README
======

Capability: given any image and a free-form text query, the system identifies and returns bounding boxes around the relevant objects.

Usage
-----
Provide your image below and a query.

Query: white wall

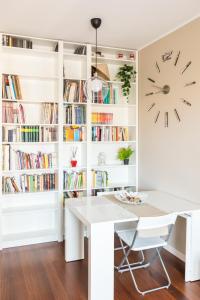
[139,17,200,254]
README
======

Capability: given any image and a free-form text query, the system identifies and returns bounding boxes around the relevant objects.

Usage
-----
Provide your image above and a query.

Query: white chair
[97,190,137,251]
[116,213,177,296]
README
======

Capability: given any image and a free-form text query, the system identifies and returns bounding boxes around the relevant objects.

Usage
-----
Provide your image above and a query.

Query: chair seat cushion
[117,229,167,251]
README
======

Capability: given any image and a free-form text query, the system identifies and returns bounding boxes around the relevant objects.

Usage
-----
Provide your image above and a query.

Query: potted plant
[71,147,78,167]
[116,64,136,99]
[117,146,134,165]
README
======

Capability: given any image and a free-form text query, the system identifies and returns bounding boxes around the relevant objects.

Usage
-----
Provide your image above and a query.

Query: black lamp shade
[91,18,102,29]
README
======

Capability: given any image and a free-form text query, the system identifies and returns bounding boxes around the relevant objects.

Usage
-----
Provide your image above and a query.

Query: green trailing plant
[116,64,136,98]
[117,146,134,161]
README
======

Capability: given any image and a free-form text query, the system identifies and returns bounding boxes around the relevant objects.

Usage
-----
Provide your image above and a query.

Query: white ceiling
[0,0,199,49]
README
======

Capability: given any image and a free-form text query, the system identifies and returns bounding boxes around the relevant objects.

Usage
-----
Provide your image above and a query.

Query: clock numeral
[174,109,181,122]
[155,62,160,73]
[181,61,192,74]
[184,81,196,87]
[148,103,156,111]
[154,111,160,123]
[147,78,155,83]
[162,51,173,62]
[181,98,192,106]
[165,112,168,128]
[145,92,154,96]
[174,51,180,66]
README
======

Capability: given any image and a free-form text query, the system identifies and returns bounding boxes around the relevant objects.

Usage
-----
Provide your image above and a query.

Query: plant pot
[71,160,77,167]
[123,159,129,165]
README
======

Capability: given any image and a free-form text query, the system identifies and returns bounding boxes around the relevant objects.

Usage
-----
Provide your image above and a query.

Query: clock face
[145,50,195,127]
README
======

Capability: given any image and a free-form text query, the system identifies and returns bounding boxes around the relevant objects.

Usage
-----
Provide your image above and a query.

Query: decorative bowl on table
[114,191,147,205]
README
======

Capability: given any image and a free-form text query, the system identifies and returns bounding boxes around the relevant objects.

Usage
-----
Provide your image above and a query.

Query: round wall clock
[145,50,195,127]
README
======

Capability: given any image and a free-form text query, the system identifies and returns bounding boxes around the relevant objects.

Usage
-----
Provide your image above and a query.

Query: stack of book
[92,84,119,104]
[3,126,57,142]
[74,46,87,55]
[92,170,108,188]
[14,150,57,170]
[2,173,57,194]
[91,126,128,141]
[64,191,85,198]
[2,102,25,123]
[63,126,86,142]
[63,80,86,103]
[65,105,86,124]
[63,170,86,190]
[42,103,58,124]
[2,35,33,49]
[2,74,22,100]
[91,112,113,124]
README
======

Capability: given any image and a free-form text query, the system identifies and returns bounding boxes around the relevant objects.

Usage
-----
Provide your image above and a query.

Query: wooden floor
[1,241,200,300]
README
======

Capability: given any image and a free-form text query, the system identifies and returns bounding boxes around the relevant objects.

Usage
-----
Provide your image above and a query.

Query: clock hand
[152,85,163,90]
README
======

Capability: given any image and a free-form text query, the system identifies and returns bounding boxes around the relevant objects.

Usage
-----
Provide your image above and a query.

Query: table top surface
[66,190,200,226]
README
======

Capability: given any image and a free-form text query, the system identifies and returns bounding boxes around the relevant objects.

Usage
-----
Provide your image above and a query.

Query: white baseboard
[164,244,185,262]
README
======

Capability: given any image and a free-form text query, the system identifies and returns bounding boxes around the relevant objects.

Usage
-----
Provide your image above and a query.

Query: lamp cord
[95,28,97,70]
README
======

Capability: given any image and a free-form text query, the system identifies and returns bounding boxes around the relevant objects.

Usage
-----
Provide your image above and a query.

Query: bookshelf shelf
[2,123,58,126]
[2,168,58,175]
[91,124,136,127]
[91,164,136,168]
[2,73,59,81]
[91,183,136,190]
[2,204,57,214]
[2,229,57,243]
[91,103,136,107]
[2,98,59,104]
[63,102,87,105]
[91,140,136,144]
[63,166,87,170]
[0,33,138,250]
[2,190,58,196]
[92,56,135,64]
[2,45,58,57]
[106,80,136,85]
[63,188,87,192]
[2,141,59,145]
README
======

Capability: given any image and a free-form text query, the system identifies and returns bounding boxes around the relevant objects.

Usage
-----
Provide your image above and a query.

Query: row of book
[2,35,33,49]
[92,84,120,104]
[3,126,57,142]
[2,74,22,100]
[2,173,57,194]
[63,126,86,142]
[63,80,86,102]
[15,150,57,171]
[91,126,129,141]
[2,102,58,124]
[2,145,57,171]
[42,103,58,124]
[91,113,113,124]
[92,170,108,188]
[65,105,86,124]
[2,102,25,123]
[63,170,86,190]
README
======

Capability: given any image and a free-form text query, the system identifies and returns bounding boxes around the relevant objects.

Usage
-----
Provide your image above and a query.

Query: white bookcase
[0,33,138,249]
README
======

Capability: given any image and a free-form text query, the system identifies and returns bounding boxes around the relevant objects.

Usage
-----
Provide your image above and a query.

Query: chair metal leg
[121,247,171,296]
[115,237,145,271]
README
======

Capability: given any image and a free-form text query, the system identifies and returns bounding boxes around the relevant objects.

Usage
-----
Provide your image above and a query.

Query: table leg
[65,208,84,262]
[88,222,114,300]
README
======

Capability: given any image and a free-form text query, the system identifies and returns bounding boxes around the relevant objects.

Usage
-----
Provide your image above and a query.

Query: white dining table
[65,191,200,300]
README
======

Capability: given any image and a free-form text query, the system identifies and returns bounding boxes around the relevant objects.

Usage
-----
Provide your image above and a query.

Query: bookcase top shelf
[2,45,58,57]
[2,99,59,104]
